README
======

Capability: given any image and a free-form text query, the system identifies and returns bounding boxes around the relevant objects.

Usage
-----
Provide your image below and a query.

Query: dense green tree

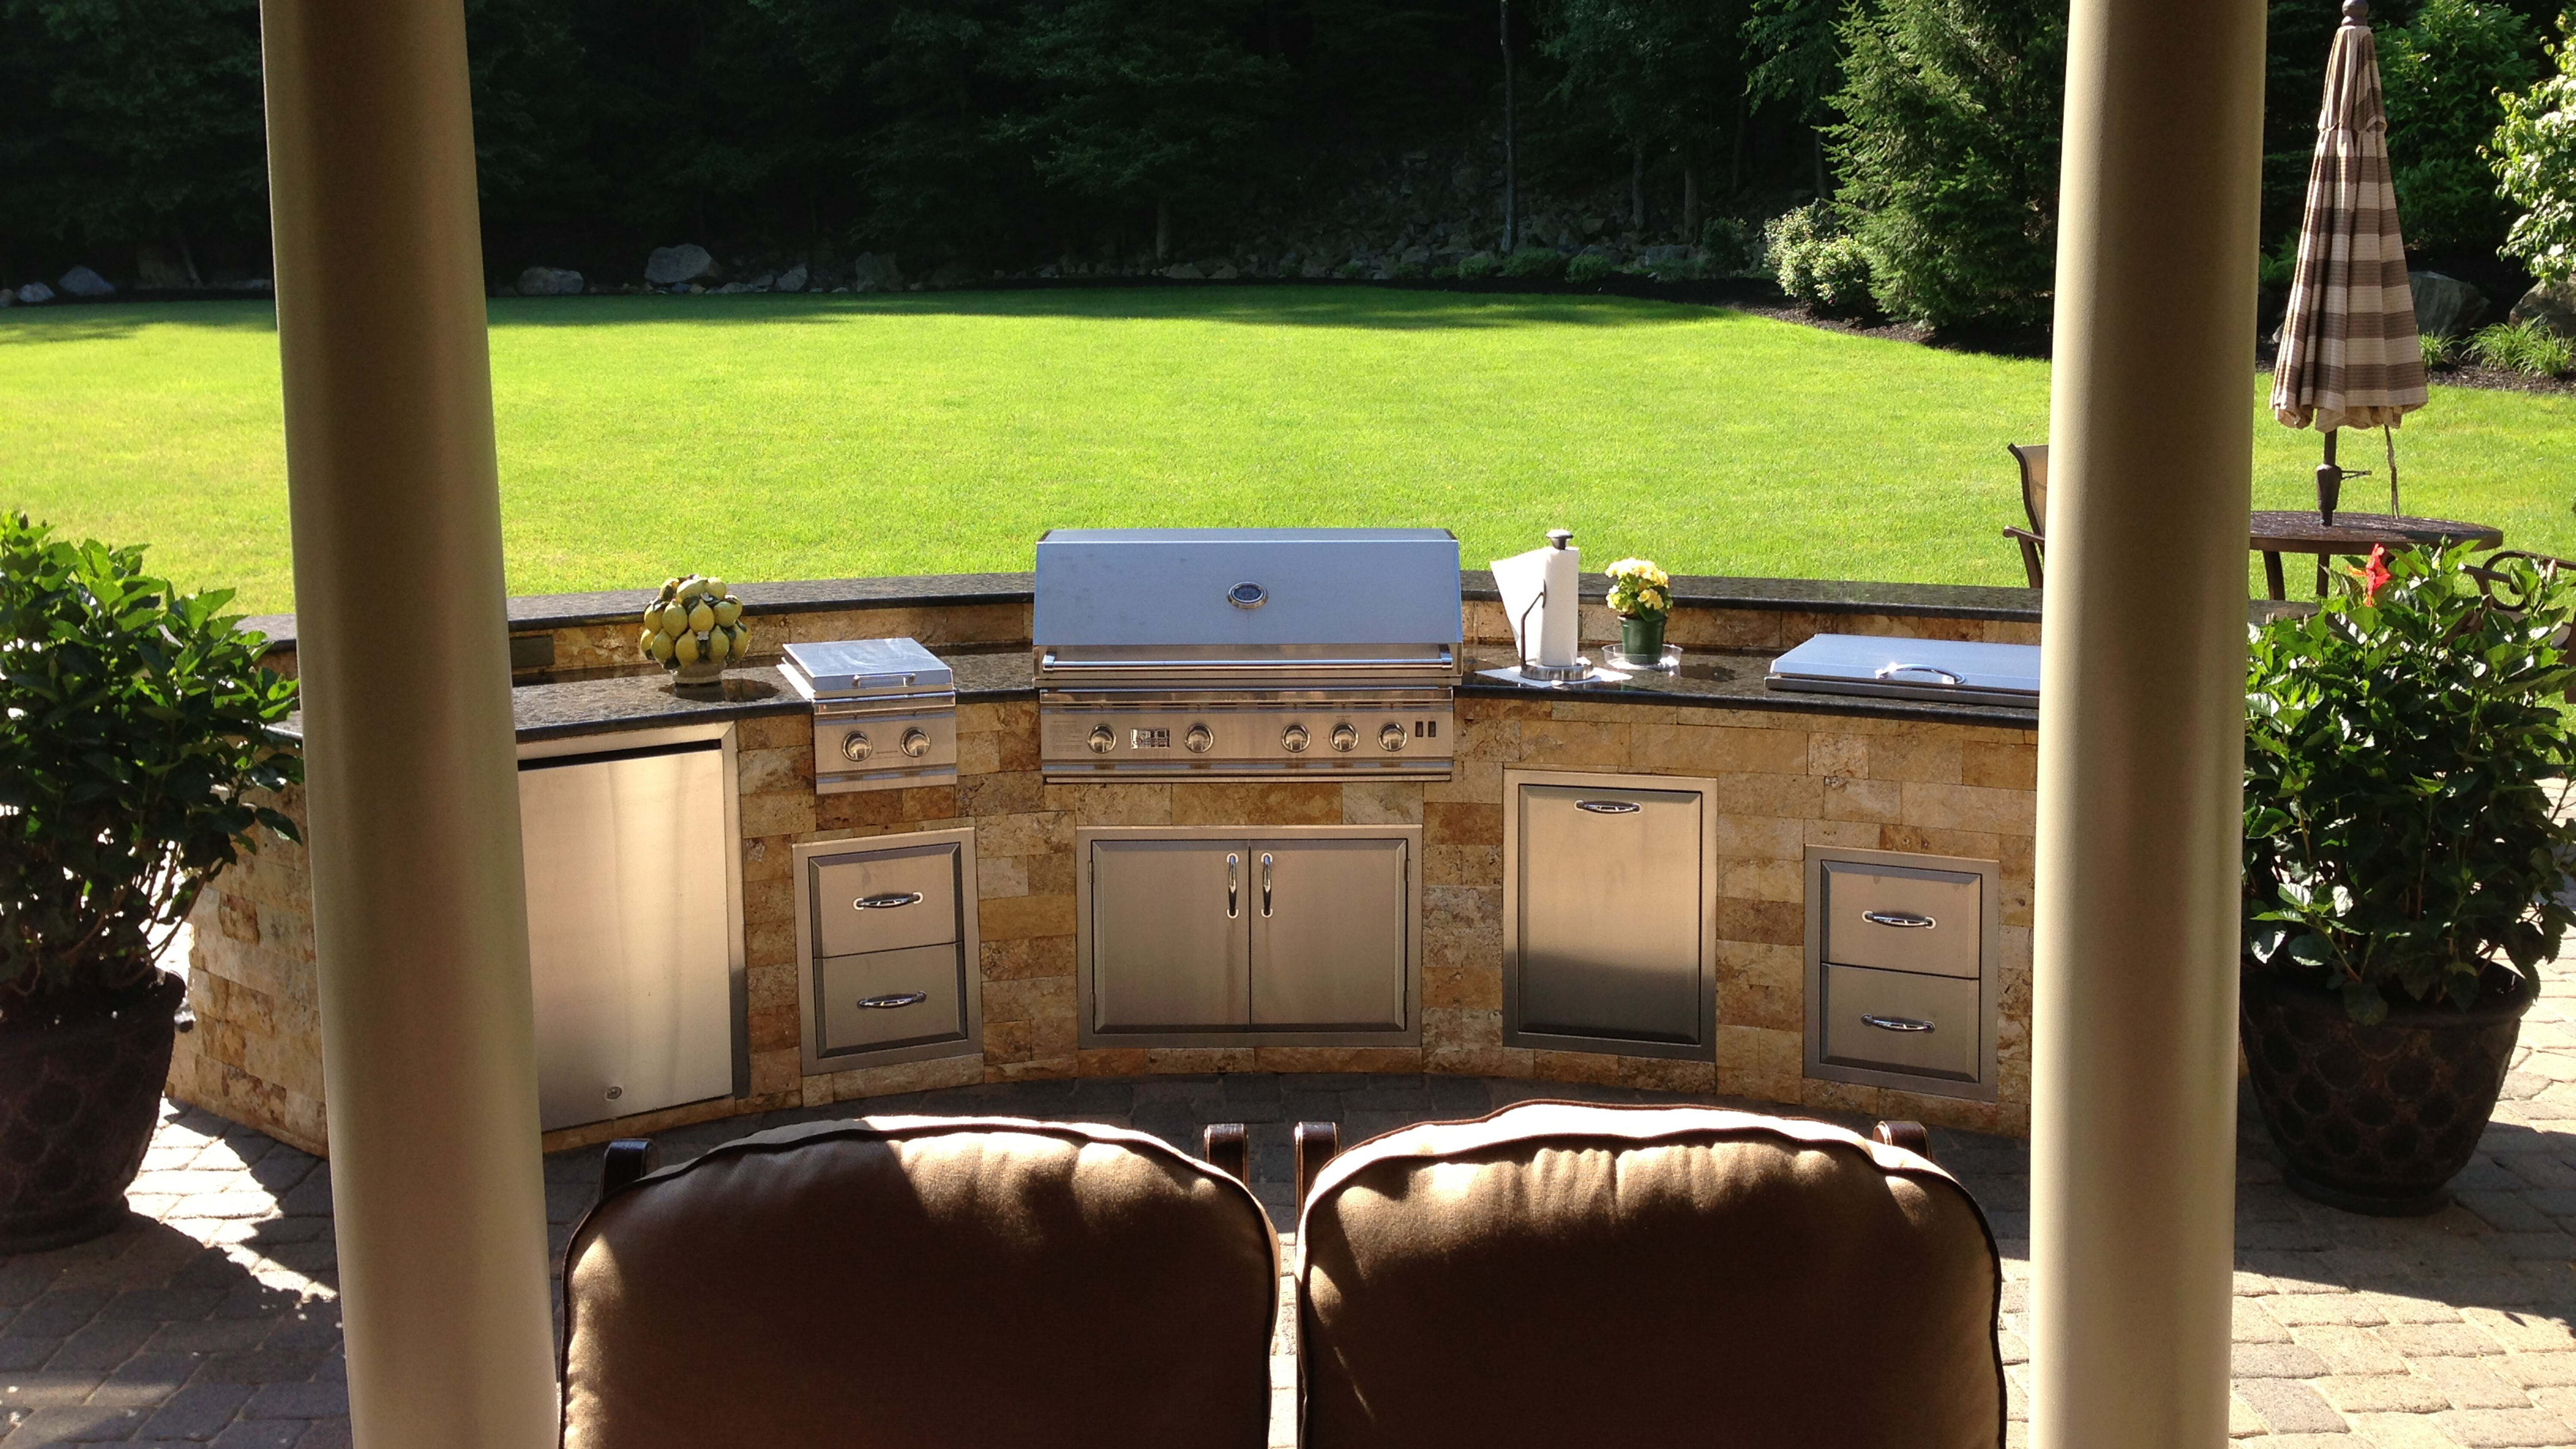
[1538,0,1744,235]
[1829,0,2066,328]
[1743,0,1841,197]
[2380,0,2537,250]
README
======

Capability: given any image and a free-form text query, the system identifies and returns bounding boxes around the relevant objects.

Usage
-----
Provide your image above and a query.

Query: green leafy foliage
[1457,251,1501,279]
[2469,316,2576,374]
[1827,0,2066,328]
[1764,202,1831,301]
[1504,246,1569,280]
[2494,12,2576,284]
[0,513,299,1005]
[2379,0,2538,251]
[1564,252,1615,284]
[1539,0,1746,216]
[2243,545,2576,1024]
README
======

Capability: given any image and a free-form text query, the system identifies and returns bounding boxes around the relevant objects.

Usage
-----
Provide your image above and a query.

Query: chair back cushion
[2009,443,2048,531]
[561,1116,1278,1449]
[1297,1103,2003,1449]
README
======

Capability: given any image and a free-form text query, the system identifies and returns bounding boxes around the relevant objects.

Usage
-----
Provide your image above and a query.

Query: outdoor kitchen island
[173,565,2054,1158]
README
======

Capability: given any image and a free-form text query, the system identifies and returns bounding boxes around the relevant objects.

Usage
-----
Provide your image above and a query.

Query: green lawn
[3,288,2570,615]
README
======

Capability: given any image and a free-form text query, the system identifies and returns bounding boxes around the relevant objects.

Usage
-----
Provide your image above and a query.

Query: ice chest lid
[1767,634,2040,703]
[782,638,954,698]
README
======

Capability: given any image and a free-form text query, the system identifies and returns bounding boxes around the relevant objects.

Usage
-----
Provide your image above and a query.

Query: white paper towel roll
[1540,538,1579,667]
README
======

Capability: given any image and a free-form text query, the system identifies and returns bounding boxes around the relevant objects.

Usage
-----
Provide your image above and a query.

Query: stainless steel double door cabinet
[1079,826,1421,1046]
[1504,771,1719,1059]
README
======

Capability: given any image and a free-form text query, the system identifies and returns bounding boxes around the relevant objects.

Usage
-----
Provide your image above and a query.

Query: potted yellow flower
[1606,558,1672,661]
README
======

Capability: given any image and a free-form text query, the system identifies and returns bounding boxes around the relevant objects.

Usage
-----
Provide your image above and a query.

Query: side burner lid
[782,638,954,699]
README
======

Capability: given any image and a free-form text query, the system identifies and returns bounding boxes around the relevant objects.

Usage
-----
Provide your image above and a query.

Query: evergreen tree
[1829,0,2066,328]
[1539,0,1744,235]
[2380,0,2538,250]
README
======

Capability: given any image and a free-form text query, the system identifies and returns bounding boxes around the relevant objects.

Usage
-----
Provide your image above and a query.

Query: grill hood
[1033,528,1463,653]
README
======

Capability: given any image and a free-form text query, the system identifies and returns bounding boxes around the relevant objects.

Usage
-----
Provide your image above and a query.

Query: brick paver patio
[10,973,2576,1447]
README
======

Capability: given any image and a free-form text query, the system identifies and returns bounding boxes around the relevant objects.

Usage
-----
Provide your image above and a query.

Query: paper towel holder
[1516,527,1594,681]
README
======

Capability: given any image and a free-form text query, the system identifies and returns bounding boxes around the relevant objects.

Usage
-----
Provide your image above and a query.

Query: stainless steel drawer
[1817,964,1980,1081]
[817,943,969,1054]
[811,844,961,957]
[1819,860,1982,979]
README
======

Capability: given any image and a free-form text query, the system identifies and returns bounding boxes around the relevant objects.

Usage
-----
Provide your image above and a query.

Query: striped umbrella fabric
[2269,7,2427,434]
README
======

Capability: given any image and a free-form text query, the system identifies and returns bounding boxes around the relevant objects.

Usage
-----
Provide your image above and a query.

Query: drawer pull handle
[1861,910,1936,929]
[1576,800,1641,814]
[1261,852,1273,917]
[855,892,923,911]
[1874,663,1965,686]
[1861,1014,1935,1033]
[858,992,929,1010]
[1227,853,1240,919]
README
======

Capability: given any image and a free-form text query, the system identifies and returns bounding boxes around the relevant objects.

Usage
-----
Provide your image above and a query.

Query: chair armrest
[1294,1121,1340,1204]
[1871,1120,1932,1162]
[599,1137,660,1200]
[1202,1122,1249,1184]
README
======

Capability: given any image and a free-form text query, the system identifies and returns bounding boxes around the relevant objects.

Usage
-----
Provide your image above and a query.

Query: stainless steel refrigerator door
[1088,838,1253,1032]
[1250,838,1409,1030]
[1515,783,1705,1043]
[521,744,737,1131]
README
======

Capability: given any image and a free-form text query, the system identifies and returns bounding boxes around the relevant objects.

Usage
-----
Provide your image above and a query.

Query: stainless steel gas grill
[1034,528,1461,781]
[781,638,959,793]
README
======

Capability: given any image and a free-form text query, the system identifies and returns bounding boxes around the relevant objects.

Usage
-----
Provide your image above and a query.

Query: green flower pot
[1619,612,1667,661]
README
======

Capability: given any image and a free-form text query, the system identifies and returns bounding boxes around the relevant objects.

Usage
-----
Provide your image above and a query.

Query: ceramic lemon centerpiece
[1605,557,1673,665]
[640,574,752,695]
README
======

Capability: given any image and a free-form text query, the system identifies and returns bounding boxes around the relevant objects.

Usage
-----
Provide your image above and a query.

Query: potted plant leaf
[1605,558,1673,665]
[2241,544,2576,1215]
[0,514,301,1250]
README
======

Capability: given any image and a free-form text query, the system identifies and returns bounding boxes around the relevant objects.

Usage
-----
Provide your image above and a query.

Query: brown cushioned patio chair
[1295,1102,2004,1449]
[559,1115,1279,1449]
[2004,442,2047,586]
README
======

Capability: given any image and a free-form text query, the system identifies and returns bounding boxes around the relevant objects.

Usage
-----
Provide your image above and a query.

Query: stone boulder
[517,266,584,296]
[644,244,716,287]
[848,252,902,292]
[2508,279,2576,339]
[2409,272,2487,337]
[1163,262,1205,280]
[16,282,54,304]
[776,263,809,293]
[57,266,115,298]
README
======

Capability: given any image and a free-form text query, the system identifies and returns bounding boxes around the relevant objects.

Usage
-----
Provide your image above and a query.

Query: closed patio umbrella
[2269,0,2426,523]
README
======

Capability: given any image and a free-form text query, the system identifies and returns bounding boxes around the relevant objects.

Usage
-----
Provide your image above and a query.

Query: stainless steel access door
[1507,772,1716,1056]
[1088,838,1252,1032]
[1251,838,1408,1030]
[519,727,744,1133]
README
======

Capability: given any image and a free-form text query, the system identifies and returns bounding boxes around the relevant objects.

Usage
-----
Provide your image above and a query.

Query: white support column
[258,0,558,1440]
[2033,0,2266,1445]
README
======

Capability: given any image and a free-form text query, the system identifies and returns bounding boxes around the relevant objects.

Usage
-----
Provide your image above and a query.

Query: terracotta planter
[2239,966,2533,1216]
[0,971,185,1252]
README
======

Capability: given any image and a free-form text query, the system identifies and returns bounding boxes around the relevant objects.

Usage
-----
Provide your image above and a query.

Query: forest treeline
[1,0,2565,326]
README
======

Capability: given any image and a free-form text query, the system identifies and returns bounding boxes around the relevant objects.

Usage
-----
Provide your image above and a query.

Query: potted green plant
[0,513,300,1250]
[2241,544,2576,1215]
[1605,558,1673,663]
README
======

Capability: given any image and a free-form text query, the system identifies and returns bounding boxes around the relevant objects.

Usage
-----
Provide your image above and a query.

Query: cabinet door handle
[858,992,928,1010]
[1576,799,1641,814]
[1260,852,1273,917]
[1227,853,1240,919]
[1861,1014,1935,1033]
[855,892,923,911]
[1861,910,1936,929]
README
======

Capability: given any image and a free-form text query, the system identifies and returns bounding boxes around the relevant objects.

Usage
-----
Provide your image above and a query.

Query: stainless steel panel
[783,637,953,697]
[1251,838,1408,1030]
[1767,633,2041,706]
[1039,698,1454,779]
[1817,964,1981,1081]
[1034,528,1464,648]
[521,743,738,1133]
[1819,861,1982,979]
[1089,839,1252,1031]
[812,706,959,795]
[811,845,962,957]
[817,943,969,1054]
[1515,783,1705,1044]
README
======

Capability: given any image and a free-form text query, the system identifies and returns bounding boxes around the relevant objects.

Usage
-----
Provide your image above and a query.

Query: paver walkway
[10,972,2576,1447]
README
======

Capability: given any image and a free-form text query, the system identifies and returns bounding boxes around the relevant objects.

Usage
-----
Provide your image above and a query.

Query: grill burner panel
[1035,529,1461,783]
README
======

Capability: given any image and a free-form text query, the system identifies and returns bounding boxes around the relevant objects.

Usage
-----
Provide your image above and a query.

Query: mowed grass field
[3,286,2570,614]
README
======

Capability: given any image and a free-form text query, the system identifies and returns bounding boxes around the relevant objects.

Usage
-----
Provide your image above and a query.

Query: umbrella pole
[2382,422,2400,515]
[2315,427,2342,526]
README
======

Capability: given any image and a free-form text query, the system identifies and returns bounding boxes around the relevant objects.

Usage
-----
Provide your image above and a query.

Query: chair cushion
[1296,1103,2003,1449]
[561,1115,1279,1449]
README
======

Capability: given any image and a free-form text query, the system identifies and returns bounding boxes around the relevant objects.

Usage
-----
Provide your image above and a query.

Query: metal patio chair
[2003,443,2047,587]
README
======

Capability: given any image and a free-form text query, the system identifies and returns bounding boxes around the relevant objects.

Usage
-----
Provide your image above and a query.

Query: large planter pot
[0,971,185,1252]
[2240,966,2534,1216]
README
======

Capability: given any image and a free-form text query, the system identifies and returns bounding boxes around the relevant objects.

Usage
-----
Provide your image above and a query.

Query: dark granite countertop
[1455,645,2038,729]
[1457,570,2046,623]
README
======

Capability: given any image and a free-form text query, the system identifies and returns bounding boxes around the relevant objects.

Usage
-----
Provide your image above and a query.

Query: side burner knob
[1281,723,1310,753]
[1379,723,1407,753]
[1329,722,1358,753]
[842,731,873,762]
[1184,723,1215,753]
[1086,726,1116,755]
[901,728,932,758]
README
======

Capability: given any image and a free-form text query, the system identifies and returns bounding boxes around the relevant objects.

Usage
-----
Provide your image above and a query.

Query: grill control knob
[1280,723,1310,753]
[1086,726,1116,755]
[901,727,932,759]
[1329,722,1358,753]
[1379,723,1407,753]
[842,731,873,763]
[1184,723,1215,753]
